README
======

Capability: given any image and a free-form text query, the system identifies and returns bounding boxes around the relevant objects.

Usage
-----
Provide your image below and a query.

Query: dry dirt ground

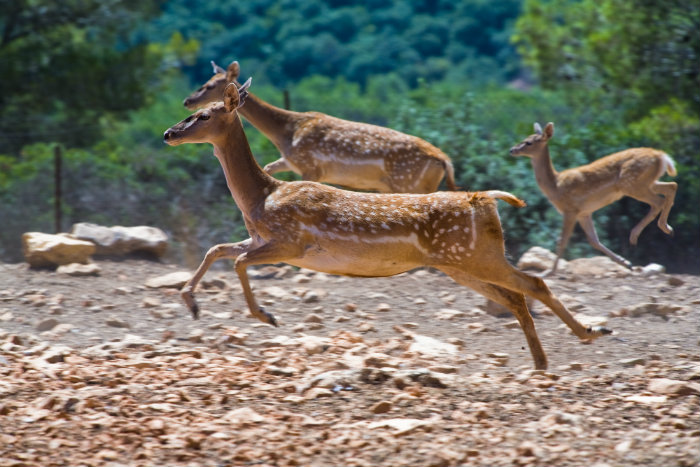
[0,257,698,467]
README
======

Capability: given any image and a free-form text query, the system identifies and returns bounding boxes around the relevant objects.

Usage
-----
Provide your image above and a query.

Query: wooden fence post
[54,145,62,233]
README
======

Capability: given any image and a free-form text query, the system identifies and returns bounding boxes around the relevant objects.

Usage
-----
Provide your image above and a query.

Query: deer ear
[223,83,240,112]
[543,122,555,139]
[227,61,240,81]
[534,122,543,135]
[211,60,226,75]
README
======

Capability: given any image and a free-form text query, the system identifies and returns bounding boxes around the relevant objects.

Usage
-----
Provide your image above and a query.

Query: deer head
[510,122,554,158]
[166,79,251,145]
[183,60,242,110]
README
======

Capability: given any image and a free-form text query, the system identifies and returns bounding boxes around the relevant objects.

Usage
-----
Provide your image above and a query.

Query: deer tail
[482,190,527,208]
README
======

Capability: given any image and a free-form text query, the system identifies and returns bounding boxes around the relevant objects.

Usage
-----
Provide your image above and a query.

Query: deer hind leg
[577,214,632,268]
[628,182,677,245]
[182,239,253,319]
[440,267,547,370]
[470,261,612,342]
[233,240,304,326]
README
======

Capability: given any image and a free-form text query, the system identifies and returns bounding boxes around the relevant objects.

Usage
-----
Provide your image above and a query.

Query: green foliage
[145,0,522,87]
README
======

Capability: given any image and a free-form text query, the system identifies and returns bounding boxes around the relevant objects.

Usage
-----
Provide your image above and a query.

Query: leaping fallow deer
[183,60,456,194]
[163,80,611,370]
[510,122,677,275]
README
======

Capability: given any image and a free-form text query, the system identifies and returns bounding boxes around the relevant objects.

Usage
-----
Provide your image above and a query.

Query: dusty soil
[1,258,698,467]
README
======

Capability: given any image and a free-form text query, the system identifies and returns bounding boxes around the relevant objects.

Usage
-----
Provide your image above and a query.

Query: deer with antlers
[163,80,611,370]
[183,60,456,194]
[510,122,677,275]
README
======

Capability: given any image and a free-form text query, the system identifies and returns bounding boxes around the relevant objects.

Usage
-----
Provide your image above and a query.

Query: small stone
[36,318,59,332]
[145,271,191,289]
[188,329,205,343]
[667,276,684,287]
[224,407,265,425]
[302,290,320,303]
[435,308,465,320]
[371,401,392,414]
[376,303,391,312]
[303,313,323,323]
[142,297,162,308]
[304,387,334,400]
[619,357,646,367]
[640,263,665,276]
[56,262,101,276]
[648,378,700,396]
[105,317,130,328]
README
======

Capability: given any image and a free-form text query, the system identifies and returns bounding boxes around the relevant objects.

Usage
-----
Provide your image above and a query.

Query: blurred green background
[1,0,698,272]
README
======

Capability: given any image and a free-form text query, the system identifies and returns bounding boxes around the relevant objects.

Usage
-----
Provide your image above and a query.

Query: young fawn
[164,81,611,370]
[183,60,456,194]
[511,122,677,275]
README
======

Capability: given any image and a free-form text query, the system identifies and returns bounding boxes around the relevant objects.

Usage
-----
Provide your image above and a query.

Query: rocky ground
[0,255,698,467]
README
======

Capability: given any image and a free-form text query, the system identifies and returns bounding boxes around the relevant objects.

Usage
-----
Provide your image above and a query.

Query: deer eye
[199,113,210,121]
[525,141,532,146]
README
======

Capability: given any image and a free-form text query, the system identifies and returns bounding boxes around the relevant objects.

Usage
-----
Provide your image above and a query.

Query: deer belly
[288,233,426,277]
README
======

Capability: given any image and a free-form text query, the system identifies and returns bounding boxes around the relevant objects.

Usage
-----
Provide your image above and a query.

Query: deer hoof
[191,303,200,320]
[258,306,278,327]
[586,325,612,338]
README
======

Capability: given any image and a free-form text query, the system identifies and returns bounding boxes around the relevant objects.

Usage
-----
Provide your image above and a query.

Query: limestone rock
[145,271,192,289]
[56,262,101,276]
[648,378,700,396]
[517,246,567,272]
[71,222,168,257]
[22,232,96,268]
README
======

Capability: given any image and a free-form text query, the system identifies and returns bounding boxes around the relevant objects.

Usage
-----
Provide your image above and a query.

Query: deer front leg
[181,239,253,319]
[263,158,293,175]
[545,213,577,276]
[233,241,304,326]
[578,214,632,268]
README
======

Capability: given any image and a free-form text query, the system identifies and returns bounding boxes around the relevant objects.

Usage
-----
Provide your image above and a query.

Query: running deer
[182,60,456,194]
[163,81,611,370]
[510,122,677,275]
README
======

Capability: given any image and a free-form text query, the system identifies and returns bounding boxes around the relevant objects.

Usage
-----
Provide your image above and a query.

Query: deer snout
[163,129,175,143]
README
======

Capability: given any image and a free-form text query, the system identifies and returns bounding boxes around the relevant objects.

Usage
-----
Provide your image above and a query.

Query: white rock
[640,263,665,276]
[71,222,168,257]
[517,246,567,272]
[145,271,192,289]
[435,308,465,320]
[56,262,101,276]
[408,334,458,358]
[22,232,95,267]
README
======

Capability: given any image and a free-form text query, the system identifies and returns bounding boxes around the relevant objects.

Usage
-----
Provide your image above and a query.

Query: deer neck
[530,146,560,199]
[211,114,281,216]
[236,90,299,153]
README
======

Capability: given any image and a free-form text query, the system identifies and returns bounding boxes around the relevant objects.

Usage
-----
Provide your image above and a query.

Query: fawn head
[166,78,251,146]
[183,60,242,110]
[510,122,554,157]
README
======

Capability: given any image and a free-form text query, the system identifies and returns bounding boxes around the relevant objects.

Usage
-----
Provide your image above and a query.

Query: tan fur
[183,60,457,193]
[164,83,611,370]
[510,122,677,275]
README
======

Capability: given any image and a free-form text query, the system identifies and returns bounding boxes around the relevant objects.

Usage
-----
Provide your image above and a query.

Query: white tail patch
[662,153,677,177]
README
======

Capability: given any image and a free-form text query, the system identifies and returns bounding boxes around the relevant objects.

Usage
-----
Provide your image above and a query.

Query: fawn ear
[211,60,226,75]
[543,122,555,139]
[223,83,241,112]
[534,122,543,135]
[226,61,240,81]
